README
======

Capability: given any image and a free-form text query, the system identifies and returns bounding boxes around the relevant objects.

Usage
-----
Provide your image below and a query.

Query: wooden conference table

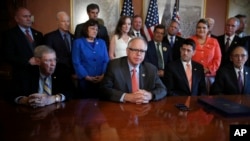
[1,95,250,141]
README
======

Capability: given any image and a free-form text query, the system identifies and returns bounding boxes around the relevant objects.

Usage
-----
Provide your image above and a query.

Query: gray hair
[34,45,56,58]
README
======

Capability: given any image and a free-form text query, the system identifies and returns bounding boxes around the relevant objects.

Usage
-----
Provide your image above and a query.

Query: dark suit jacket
[44,29,75,75]
[131,30,147,41]
[165,59,207,96]
[12,66,74,102]
[210,64,250,95]
[145,40,171,70]
[74,22,109,48]
[163,35,185,62]
[100,57,167,102]
[3,26,43,96]
[216,34,242,66]
[241,36,250,66]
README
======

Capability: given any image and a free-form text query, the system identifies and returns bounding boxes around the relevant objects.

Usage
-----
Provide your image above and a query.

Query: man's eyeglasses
[232,54,248,58]
[128,48,147,53]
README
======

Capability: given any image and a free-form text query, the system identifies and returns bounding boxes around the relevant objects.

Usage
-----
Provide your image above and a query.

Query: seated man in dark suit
[101,37,167,104]
[165,38,207,96]
[211,46,250,95]
[14,45,74,107]
[74,3,109,48]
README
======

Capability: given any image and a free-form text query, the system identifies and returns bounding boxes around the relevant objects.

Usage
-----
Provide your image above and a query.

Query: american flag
[144,0,159,41]
[172,0,180,23]
[120,0,134,17]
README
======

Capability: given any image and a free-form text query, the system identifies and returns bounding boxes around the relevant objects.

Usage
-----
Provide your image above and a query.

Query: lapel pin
[142,74,145,77]
[246,72,248,75]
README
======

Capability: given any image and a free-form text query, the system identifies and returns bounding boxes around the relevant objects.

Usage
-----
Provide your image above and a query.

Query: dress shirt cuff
[15,96,24,104]
[58,94,66,102]
[120,93,126,102]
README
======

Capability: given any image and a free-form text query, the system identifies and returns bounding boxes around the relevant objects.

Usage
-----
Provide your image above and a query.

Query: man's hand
[124,89,153,104]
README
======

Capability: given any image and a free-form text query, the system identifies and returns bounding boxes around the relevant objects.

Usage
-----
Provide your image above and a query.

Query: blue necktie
[170,36,174,48]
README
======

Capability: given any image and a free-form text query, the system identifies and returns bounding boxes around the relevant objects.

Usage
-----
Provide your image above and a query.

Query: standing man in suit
[101,37,167,104]
[165,38,207,96]
[44,11,75,79]
[163,20,185,62]
[14,45,74,107]
[145,24,170,86]
[131,15,147,41]
[74,3,109,48]
[3,7,43,100]
[211,46,250,95]
[235,14,248,38]
[217,17,242,67]
[206,17,217,38]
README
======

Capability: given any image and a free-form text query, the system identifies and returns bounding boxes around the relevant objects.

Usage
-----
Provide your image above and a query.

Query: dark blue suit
[165,59,207,96]
[163,35,185,62]
[44,29,75,76]
[145,40,171,69]
[210,64,250,95]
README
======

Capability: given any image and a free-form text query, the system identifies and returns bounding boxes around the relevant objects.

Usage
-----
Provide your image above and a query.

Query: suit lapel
[120,58,133,92]
[139,64,146,89]
[243,67,249,94]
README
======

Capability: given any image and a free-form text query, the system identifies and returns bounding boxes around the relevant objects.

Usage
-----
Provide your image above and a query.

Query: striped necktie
[43,77,51,95]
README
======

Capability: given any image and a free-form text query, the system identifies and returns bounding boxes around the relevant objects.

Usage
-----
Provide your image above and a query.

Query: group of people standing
[2,3,250,108]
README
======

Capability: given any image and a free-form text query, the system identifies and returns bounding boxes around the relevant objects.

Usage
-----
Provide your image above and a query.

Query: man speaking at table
[101,37,167,104]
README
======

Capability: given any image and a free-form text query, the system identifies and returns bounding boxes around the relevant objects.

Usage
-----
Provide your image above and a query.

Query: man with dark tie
[13,45,74,107]
[3,7,43,100]
[211,46,250,95]
[131,15,147,41]
[101,37,166,104]
[163,20,185,61]
[44,11,75,79]
[74,3,109,48]
[145,24,170,86]
[217,17,242,67]
[165,38,207,96]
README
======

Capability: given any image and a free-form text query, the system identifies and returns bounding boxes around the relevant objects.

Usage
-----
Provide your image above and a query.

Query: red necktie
[25,29,33,43]
[185,63,192,90]
[131,68,139,92]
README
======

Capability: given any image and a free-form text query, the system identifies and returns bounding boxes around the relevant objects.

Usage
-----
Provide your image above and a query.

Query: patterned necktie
[225,37,230,52]
[43,77,51,95]
[131,68,139,92]
[185,63,192,90]
[156,43,164,69]
[64,34,70,52]
[25,29,33,43]
[238,71,243,93]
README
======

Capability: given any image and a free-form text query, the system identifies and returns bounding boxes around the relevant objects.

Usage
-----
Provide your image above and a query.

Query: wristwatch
[55,95,61,103]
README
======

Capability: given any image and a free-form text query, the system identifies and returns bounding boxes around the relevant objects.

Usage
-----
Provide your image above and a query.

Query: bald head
[15,7,32,28]
[56,11,70,32]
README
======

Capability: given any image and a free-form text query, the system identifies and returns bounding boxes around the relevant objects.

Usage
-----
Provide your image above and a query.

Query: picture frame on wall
[143,0,206,38]
[71,0,120,36]
[227,0,250,35]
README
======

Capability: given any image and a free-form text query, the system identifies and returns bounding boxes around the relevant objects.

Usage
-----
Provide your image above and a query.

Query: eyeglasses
[128,48,147,53]
[232,54,248,58]
[42,58,58,64]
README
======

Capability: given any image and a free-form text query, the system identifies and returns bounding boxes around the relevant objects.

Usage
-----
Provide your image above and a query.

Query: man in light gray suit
[101,37,167,104]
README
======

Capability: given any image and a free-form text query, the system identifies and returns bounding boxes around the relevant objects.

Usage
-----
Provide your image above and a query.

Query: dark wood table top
[1,95,250,141]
